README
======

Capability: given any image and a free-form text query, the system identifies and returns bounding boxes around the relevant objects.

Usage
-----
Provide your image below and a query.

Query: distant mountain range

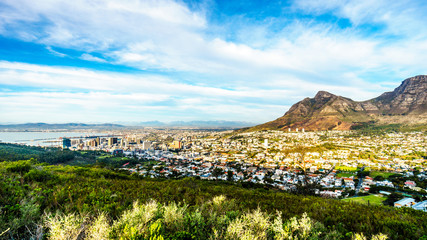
[137,120,255,128]
[248,75,427,131]
[0,123,125,131]
[0,121,256,131]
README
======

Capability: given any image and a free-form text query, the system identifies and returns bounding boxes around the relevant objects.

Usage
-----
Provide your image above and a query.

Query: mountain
[0,121,256,131]
[249,75,427,131]
[0,123,125,131]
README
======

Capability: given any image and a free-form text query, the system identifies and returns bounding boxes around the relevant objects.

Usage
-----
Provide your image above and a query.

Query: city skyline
[1,0,427,123]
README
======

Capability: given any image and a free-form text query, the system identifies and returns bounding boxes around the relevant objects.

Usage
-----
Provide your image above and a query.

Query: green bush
[42,198,391,240]
[24,168,54,182]
[5,160,31,173]
[1,161,426,240]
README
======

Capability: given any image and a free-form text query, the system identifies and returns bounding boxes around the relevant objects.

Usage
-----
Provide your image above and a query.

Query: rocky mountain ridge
[249,75,427,131]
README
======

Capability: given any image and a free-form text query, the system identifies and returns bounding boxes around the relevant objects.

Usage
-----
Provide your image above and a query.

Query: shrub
[162,202,187,232]
[86,213,111,240]
[226,208,270,240]
[149,220,164,240]
[44,212,87,240]
[24,168,54,182]
[6,160,31,173]
[271,212,325,240]
[371,233,388,240]
[111,200,158,239]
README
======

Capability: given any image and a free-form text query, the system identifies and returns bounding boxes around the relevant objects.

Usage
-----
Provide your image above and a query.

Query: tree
[383,192,403,206]
[227,171,234,181]
[212,168,224,178]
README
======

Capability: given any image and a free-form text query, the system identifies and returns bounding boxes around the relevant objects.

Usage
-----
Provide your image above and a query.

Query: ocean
[0,131,108,146]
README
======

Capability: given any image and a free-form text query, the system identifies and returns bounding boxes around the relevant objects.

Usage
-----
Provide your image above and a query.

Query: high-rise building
[142,141,152,150]
[170,140,182,149]
[62,138,71,149]
[108,137,118,146]
[88,139,97,147]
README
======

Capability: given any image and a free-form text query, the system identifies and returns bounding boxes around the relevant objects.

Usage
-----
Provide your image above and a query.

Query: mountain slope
[250,75,427,131]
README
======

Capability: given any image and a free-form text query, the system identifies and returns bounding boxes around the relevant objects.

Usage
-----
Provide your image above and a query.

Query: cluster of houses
[394,198,427,212]
[69,129,426,177]
[358,176,394,192]
[115,147,427,212]
[100,128,427,211]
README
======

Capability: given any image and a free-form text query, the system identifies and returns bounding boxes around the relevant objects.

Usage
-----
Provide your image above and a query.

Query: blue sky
[0,0,426,124]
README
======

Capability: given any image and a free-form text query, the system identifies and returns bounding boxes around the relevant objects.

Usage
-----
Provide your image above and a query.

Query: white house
[412,201,427,212]
[394,198,416,208]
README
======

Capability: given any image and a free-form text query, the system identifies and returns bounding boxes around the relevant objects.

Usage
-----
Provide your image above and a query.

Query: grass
[336,166,358,172]
[97,155,119,160]
[342,194,386,206]
[370,171,397,179]
[336,172,355,178]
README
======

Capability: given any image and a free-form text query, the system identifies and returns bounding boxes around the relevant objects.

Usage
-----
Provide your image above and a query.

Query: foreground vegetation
[1,142,426,239]
[1,158,426,239]
[38,197,390,240]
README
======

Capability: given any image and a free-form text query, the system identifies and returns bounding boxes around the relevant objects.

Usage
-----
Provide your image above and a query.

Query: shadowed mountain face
[250,75,427,131]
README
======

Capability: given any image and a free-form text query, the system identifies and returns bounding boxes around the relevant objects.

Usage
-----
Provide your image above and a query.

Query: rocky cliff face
[370,75,427,115]
[249,75,427,131]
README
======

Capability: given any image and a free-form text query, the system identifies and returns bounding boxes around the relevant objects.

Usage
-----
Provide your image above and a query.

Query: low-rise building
[394,198,416,208]
[412,201,427,212]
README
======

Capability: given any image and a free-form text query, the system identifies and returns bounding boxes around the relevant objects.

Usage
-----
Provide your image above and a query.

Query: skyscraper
[62,138,71,149]
[108,137,118,146]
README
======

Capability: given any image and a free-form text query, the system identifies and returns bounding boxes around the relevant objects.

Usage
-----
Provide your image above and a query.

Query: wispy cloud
[79,53,107,63]
[1,0,426,77]
[46,46,67,57]
[0,61,386,123]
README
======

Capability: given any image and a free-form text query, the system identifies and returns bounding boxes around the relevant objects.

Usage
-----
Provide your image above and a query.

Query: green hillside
[1,158,426,239]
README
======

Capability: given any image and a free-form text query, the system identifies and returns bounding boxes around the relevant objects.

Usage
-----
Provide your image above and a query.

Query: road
[355,166,365,196]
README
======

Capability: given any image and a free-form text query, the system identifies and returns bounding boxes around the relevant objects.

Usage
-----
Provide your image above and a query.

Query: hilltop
[248,75,427,131]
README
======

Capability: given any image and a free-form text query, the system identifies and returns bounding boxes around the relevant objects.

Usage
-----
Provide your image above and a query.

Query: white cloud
[293,0,427,36]
[46,46,67,57]
[0,61,402,123]
[0,90,286,123]
[1,0,426,80]
[0,0,206,49]
[80,53,107,63]
[0,0,426,123]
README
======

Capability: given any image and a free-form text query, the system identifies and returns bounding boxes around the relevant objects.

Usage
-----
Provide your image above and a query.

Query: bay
[0,131,108,146]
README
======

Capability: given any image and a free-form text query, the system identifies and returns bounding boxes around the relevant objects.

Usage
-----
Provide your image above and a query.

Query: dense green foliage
[0,143,76,164]
[0,143,140,167]
[41,197,390,240]
[1,160,426,239]
[0,143,426,239]
[349,123,426,135]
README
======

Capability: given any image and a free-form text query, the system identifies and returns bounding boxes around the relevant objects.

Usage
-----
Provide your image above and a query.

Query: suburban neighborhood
[58,128,427,211]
